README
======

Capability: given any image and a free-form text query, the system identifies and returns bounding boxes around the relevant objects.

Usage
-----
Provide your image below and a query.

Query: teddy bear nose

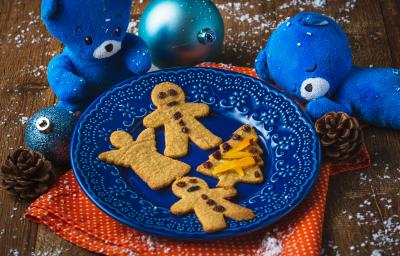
[93,40,121,59]
[300,77,330,101]
[305,83,313,92]
[105,43,114,52]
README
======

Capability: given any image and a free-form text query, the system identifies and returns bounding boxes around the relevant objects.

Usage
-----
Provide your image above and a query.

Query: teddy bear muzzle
[300,77,330,101]
[93,40,122,59]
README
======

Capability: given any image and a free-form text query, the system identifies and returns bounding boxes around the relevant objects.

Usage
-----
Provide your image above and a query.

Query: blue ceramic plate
[71,67,321,240]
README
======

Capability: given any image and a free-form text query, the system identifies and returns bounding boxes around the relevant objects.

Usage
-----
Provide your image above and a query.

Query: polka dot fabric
[26,64,371,256]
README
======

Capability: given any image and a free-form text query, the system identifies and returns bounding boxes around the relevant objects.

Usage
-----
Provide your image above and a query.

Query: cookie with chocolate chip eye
[143,82,222,158]
[170,176,255,233]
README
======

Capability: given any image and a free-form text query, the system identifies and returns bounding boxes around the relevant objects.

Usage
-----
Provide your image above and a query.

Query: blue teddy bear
[41,0,152,112]
[255,12,400,128]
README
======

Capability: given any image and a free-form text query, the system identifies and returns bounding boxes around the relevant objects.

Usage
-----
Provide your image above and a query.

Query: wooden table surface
[0,0,399,255]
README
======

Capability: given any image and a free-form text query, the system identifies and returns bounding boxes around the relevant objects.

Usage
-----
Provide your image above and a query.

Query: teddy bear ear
[41,0,59,20]
[255,49,272,82]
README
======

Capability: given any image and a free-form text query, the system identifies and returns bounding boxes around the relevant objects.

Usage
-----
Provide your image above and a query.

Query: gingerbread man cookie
[197,125,264,187]
[170,176,255,233]
[143,82,222,158]
[98,128,190,190]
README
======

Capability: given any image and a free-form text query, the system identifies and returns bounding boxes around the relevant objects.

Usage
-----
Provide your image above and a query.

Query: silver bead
[35,117,52,133]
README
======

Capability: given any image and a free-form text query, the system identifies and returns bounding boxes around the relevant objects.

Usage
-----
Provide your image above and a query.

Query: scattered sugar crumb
[279,0,327,10]
[128,19,139,35]
[9,249,20,256]
[20,64,48,79]
[371,249,383,256]
[139,234,173,254]
[19,115,28,125]
[31,248,66,256]
[256,233,283,256]
[5,11,53,48]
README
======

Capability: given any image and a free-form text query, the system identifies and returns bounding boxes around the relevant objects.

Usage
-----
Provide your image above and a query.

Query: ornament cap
[197,28,216,45]
[35,117,52,133]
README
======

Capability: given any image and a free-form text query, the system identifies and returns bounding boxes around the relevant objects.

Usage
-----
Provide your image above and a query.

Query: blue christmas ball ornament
[25,106,78,164]
[139,0,224,67]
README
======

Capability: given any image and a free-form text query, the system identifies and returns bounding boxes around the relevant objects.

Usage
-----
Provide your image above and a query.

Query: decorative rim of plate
[71,67,321,240]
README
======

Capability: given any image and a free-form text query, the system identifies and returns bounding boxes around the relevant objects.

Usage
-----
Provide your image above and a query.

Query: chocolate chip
[249,139,255,145]
[168,89,178,96]
[213,205,226,212]
[176,181,187,187]
[253,156,260,163]
[158,91,167,99]
[189,178,198,184]
[181,127,189,133]
[206,199,216,205]
[249,147,258,153]
[187,185,200,192]
[254,171,261,178]
[203,161,213,169]
[167,101,178,107]
[173,112,182,120]
[231,134,242,140]
[222,143,231,152]
[243,125,251,132]
[178,120,186,126]
[212,151,222,160]
[201,194,208,200]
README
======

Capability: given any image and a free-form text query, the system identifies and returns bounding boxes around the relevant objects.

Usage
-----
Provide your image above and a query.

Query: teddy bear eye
[306,64,318,73]
[115,27,121,37]
[84,36,93,45]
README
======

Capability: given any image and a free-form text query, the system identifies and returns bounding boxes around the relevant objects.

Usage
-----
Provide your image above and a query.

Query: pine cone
[315,112,363,161]
[0,148,55,199]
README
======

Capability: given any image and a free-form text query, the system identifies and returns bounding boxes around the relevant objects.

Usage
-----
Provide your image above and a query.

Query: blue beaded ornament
[25,106,78,164]
[139,0,224,67]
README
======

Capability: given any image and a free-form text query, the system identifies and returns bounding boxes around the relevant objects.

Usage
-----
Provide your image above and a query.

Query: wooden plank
[0,197,38,256]
[35,225,98,256]
[379,0,400,66]
[0,0,60,255]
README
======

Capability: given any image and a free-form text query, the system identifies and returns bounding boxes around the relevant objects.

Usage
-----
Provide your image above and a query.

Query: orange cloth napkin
[26,64,371,256]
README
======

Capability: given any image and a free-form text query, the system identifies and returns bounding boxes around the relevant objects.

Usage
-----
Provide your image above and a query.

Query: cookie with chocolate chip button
[143,82,222,158]
[170,176,255,233]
